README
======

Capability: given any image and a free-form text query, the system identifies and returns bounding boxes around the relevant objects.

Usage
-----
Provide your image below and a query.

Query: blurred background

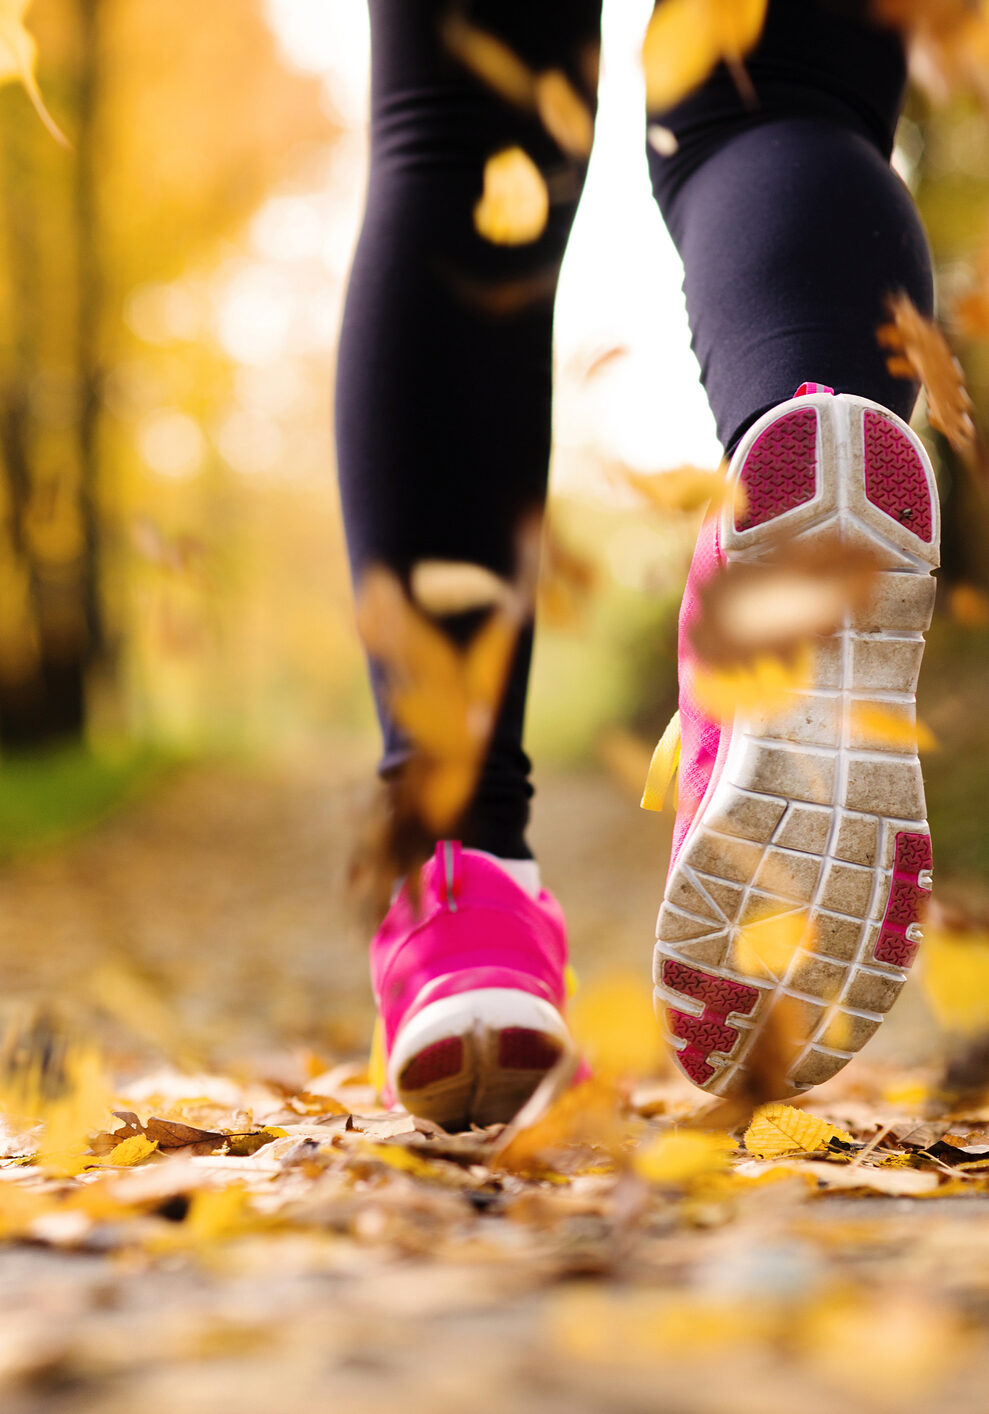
[2,0,989,1073]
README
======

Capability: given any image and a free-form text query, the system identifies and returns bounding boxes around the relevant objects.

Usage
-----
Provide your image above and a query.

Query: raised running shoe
[651,383,939,1095]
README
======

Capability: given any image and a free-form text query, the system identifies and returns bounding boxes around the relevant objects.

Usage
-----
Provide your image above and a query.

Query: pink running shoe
[653,384,939,1096]
[370,841,576,1129]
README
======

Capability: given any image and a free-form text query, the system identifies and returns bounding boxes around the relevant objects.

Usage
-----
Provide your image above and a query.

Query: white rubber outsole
[654,391,939,1096]
[390,987,574,1130]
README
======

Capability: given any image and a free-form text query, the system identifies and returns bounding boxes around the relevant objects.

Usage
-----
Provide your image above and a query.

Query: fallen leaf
[91,1134,158,1168]
[744,1103,854,1159]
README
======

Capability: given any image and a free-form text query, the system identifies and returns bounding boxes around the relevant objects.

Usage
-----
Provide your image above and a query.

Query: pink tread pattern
[735,408,818,531]
[863,412,933,542]
[497,1028,561,1071]
[873,831,932,969]
[662,959,759,1086]
[398,1036,463,1090]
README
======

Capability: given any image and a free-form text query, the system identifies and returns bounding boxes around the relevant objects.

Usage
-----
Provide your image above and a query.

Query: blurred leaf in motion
[440,11,534,108]
[691,647,814,724]
[534,70,594,158]
[690,537,879,670]
[410,560,512,617]
[635,1128,734,1185]
[570,971,666,1081]
[848,702,938,753]
[614,464,732,516]
[355,562,525,836]
[878,293,976,455]
[642,0,767,110]
[474,147,549,245]
[0,0,68,144]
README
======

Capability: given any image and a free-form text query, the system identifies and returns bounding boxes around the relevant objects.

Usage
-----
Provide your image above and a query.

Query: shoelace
[642,709,680,813]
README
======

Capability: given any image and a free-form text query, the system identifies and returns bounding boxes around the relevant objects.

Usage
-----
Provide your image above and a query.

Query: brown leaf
[878,293,976,454]
[144,1117,226,1150]
[690,534,880,670]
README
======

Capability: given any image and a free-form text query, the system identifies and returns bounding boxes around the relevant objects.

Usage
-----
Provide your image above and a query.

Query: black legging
[336,0,933,861]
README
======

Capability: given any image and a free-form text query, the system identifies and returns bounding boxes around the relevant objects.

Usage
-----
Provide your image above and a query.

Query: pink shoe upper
[669,509,725,876]
[371,841,570,1064]
[668,383,835,879]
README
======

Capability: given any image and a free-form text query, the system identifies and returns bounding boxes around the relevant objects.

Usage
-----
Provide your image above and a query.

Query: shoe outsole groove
[655,392,939,1096]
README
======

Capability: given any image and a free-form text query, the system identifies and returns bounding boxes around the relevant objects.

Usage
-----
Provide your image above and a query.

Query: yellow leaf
[691,648,813,724]
[0,1,69,146]
[922,926,989,1037]
[642,0,768,110]
[948,582,989,628]
[361,1142,442,1181]
[733,909,806,981]
[441,13,535,109]
[641,711,680,813]
[410,560,512,616]
[848,702,938,753]
[635,1129,734,1185]
[569,972,665,1078]
[617,464,727,515]
[495,1076,626,1175]
[474,147,549,246]
[534,70,594,158]
[744,1102,853,1159]
[882,1078,930,1109]
[91,1133,158,1168]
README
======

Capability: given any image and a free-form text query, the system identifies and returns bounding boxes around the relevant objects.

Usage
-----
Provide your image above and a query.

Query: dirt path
[0,749,981,1414]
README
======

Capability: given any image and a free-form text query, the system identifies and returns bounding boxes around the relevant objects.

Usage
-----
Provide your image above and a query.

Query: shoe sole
[390,987,574,1130]
[654,392,939,1096]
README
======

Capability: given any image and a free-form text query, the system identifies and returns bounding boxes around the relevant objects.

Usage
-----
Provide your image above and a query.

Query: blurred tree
[0,0,333,750]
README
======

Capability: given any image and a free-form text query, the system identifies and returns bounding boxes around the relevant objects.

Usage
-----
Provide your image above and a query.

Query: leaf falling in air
[634,1129,735,1185]
[733,909,808,982]
[569,972,667,1081]
[848,702,938,753]
[878,292,976,454]
[872,0,989,105]
[410,560,513,617]
[440,12,534,109]
[474,147,550,246]
[442,15,595,160]
[355,558,527,842]
[948,582,989,628]
[0,0,69,146]
[647,123,679,156]
[690,536,881,670]
[534,71,595,158]
[690,647,815,725]
[641,0,768,110]
[614,463,734,516]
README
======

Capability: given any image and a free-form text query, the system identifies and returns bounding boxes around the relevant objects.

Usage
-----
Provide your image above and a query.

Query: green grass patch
[0,744,174,858]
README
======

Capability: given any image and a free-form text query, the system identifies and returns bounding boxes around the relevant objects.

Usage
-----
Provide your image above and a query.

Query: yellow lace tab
[369,1014,388,1099]
[564,963,579,1000]
[641,709,680,813]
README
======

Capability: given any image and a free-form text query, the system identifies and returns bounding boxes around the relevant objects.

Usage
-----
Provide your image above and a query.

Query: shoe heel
[391,988,573,1130]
